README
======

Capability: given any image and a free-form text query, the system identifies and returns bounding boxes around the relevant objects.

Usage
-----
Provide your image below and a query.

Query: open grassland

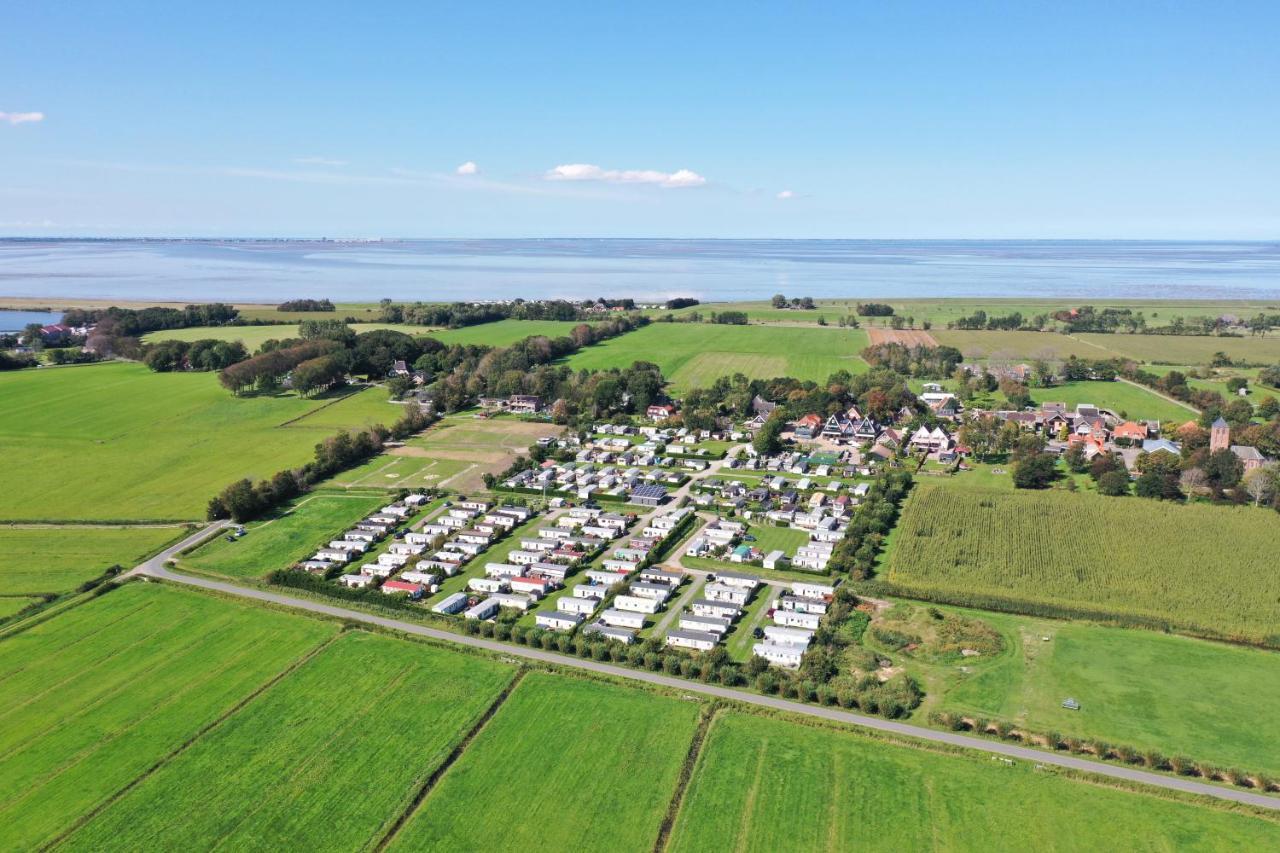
[883,484,1280,644]
[334,413,561,494]
[0,362,401,521]
[143,322,433,349]
[0,525,186,595]
[423,318,594,346]
[180,492,386,579]
[668,713,1280,852]
[931,609,1280,775]
[0,597,35,618]
[0,582,334,850]
[390,673,700,852]
[565,323,869,392]
[66,632,515,852]
[1076,332,1280,366]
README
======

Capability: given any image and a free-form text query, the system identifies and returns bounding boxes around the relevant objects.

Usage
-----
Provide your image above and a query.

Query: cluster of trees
[855,303,895,317]
[1052,306,1143,333]
[948,310,1040,331]
[0,351,38,370]
[770,294,816,309]
[208,406,433,522]
[664,297,699,310]
[278,298,334,312]
[376,298,636,327]
[217,339,345,394]
[708,311,748,325]
[828,470,914,580]
[65,303,239,337]
[143,338,248,372]
[860,342,964,378]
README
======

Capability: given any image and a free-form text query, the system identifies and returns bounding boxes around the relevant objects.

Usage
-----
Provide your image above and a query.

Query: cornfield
[883,483,1280,645]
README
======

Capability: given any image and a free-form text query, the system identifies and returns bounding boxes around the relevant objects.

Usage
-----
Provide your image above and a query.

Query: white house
[691,598,742,620]
[774,609,822,630]
[713,570,760,590]
[680,614,731,635]
[629,582,672,602]
[468,577,507,594]
[613,594,661,614]
[704,583,750,605]
[464,597,501,620]
[666,629,719,651]
[764,625,814,647]
[763,550,787,570]
[752,641,805,668]
[599,608,646,630]
[572,584,608,600]
[432,592,468,614]
[485,562,523,578]
[337,573,374,589]
[489,592,534,612]
[778,595,828,615]
[557,596,598,615]
[536,610,584,631]
[792,581,836,599]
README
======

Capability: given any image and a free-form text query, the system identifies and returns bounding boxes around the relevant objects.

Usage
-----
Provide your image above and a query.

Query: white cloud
[455,161,479,175]
[776,189,796,200]
[546,163,707,188]
[294,156,347,167]
[0,111,45,126]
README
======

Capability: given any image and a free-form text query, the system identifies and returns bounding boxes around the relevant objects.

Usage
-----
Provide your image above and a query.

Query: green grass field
[180,492,387,579]
[1025,379,1195,422]
[143,322,435,349]
[668,712,1280,851]
[1076,332,1280,366]
[883,484,1280,644]
[0,524,188,595]
[66,631,515,852]
[926,608,1280,775]
[0,362,402,521]
[424,318,594,346]
[0,582,334,850]
[932,329,1112,361]
[389,673,700,852]
[564,323,869,392]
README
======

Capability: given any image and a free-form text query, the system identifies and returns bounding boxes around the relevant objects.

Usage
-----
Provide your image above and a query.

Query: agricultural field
[423,318,594,346]
[883,484,1280,644]
[0,582,335,850]
[65,632,515,852]
[388,673,700,852]
[0,524,188,595]
[1076,332,1280,366]
[565,323,869,392]
[922,607,1280,775]
[179,491,387,579]
[667,712,1280,851]
[0,362,403,521]
[142,322,434,349]
[931,329,1114,361]
[335,413,561,494]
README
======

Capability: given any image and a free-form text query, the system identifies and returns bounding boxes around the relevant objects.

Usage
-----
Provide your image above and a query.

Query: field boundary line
[274,386,380,428]
[40,632,342,852]
[374,668,528,850]
[653,703,720,852]
[1115,376,1198,413]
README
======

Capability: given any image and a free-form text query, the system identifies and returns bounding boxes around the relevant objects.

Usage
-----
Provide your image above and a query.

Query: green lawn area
[331,453,475,490]
[0,582,335,850]
[932,329,1116,360]
[1026,379,1196,423]
[389,672,700,852]
[423,318,593,346]
[668,712,1280,851]
[883,483,1280,644]
[565,323,869,392]
[180,491,387,579]
[924,607,1280,775]
[143,322,434,349]
[65,632,515,852]
[746,523,810,555]
[0,362,402,521]
[0,597,35,619]
[0,524,188,595]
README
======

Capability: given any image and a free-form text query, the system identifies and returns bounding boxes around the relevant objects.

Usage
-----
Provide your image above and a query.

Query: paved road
[135,548,1279,811]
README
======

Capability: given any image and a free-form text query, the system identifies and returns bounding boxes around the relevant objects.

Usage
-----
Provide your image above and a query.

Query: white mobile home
[666,629,719,651]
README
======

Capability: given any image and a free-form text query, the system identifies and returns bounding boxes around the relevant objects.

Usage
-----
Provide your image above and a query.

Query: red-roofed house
[794,414,823,439]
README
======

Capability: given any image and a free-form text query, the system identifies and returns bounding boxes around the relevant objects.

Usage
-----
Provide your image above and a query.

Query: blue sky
[1,1,1277,238]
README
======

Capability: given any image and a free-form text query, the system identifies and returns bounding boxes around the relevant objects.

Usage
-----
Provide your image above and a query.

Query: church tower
[1210,416,1230,453]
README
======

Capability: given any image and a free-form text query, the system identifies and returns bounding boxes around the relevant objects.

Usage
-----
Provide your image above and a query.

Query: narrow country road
[132,539,1280,812]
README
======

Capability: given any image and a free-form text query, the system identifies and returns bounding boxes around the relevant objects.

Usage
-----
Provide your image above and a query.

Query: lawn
[1025,379,1195,423]
[882,483,1280,644]
[564,323,869,392]
[0,582,335,850]
[667,712,1280,851]
[389,673,700,852]
[180,491,387,579]
[928,609,1280,775]
[0,362,402,521]
[0,524,188,595]
[423,318,594,346]
[331,453,475,490]
[65,632,515,852]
